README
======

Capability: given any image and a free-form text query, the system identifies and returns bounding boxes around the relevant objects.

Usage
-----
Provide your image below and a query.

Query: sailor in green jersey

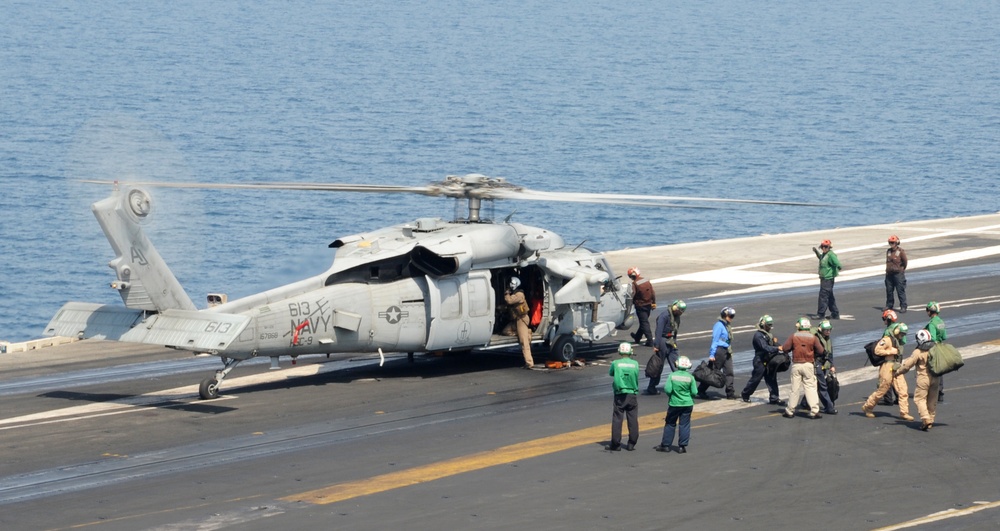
[608,342,640,451]
[813,239,842,319]
[924,301,948,401]
[654,356,698,453]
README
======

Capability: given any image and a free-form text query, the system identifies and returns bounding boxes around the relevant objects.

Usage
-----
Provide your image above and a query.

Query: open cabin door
[425,271,494,350]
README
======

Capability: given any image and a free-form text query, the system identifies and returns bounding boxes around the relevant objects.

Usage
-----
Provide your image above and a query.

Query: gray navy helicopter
[44,174,816,399]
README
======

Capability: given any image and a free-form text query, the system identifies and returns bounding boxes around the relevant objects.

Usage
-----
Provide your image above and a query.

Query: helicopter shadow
[226,342,621,397]
[39,390,238,414]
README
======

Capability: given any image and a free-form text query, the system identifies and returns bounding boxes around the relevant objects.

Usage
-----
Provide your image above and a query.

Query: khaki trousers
[785,362,819,416]
[913,373,940,424]
[864,363,910,416]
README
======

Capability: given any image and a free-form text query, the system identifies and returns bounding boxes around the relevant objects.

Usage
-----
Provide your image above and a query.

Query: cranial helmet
[888,235,900,244]
[926,301,940,314]
[882,309,898,322]
[627,267,640,278]
[796,317,812,331]
[618,342,634,356]
[893,322,909,337]
[677,356,692,370]
[820,239,832,247]
[758,315,773,329]
[916,329,932,344]
[672,300,687,313]
[509,277,521,291]
[721,306,736,318]
[819,320,833,331]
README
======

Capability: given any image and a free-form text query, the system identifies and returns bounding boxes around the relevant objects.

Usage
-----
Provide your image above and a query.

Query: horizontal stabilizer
[44,302,145,340]
[119,309,251,351]
[44,303,250,352]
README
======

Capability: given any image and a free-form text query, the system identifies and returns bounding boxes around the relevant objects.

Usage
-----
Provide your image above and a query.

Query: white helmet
[509,277,521,291]
[677,356,692,369]
[916,329,933,344]
[618,342,634,356]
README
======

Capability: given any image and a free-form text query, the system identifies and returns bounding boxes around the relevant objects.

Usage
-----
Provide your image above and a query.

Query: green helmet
[819,320,833,331]
[796,317,812,331]
[757,315,773,329]
[926,301,940,314]
[893,322,909,337]
[672,300,687,313]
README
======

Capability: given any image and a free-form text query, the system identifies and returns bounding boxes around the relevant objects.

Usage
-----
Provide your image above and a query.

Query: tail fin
[92,186,197,312]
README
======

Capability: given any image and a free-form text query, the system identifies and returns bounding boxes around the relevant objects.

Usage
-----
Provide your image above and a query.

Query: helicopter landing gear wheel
[550,334,577,363]
[199,377,220,400]
[198,356,245,400]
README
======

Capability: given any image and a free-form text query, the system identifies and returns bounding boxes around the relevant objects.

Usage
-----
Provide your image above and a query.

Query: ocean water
[2,1,998,342]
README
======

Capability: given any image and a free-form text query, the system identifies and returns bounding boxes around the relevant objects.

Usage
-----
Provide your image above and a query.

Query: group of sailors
[610,264,950,452]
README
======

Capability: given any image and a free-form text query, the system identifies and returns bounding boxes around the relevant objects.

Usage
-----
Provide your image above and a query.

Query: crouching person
[654,356,697,454]
[894,329,940,430]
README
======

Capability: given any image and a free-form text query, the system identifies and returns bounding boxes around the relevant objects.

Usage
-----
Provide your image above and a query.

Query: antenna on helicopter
[503,210,518,223]
[573,240,588,252]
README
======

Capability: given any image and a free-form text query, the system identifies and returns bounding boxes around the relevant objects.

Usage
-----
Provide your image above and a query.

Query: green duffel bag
[928,342,964,377]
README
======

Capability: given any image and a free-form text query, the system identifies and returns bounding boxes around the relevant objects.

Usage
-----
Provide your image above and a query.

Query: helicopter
[43,174,819,399]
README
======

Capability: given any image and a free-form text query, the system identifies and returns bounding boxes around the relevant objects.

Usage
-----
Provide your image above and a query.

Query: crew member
[879,309,900,406]
[628,267,656,347]
[812,319,838,414]
[698,306,737,400]
[504,277,534,369]
[654,355,697,454]
[813,239,842,320]
[740,315,784,405]
[644,300,686,395]
[862,323,913,421]
[894,329,940,430]
[924,301,947,401]
[608,342,640,451]
[884,235,908,313]
[781,317,825,419]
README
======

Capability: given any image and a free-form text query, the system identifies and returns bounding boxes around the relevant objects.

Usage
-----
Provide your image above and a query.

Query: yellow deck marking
[281,410,716,505]
[872,499,1000,530]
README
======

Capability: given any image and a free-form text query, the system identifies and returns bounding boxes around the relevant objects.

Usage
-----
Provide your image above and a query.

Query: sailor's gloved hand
[651,304,657,309]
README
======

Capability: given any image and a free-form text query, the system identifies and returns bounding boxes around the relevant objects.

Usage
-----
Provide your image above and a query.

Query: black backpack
[645,352,664,378]
[767,352,791,373]
[865,339,887,366]
[826,372,840,402]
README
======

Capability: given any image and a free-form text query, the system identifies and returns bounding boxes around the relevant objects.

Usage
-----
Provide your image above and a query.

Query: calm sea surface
[2,1,998,341]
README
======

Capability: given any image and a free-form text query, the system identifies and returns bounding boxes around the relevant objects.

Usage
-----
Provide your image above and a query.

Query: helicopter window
[468,277,491,317]
[438,279,462,319]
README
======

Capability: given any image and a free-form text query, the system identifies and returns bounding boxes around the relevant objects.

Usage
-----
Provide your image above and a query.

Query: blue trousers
[660,405,693,448]
[741,354,780,401]
[885,272,907,310]
[817,278,839,318]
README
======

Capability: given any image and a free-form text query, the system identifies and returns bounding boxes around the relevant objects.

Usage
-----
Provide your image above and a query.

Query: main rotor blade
[79,177,832,207]
[79,180,434,195]
[494,188,832,208]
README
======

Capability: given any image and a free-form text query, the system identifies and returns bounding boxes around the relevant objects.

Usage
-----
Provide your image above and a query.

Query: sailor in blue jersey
[697,306,737,399]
